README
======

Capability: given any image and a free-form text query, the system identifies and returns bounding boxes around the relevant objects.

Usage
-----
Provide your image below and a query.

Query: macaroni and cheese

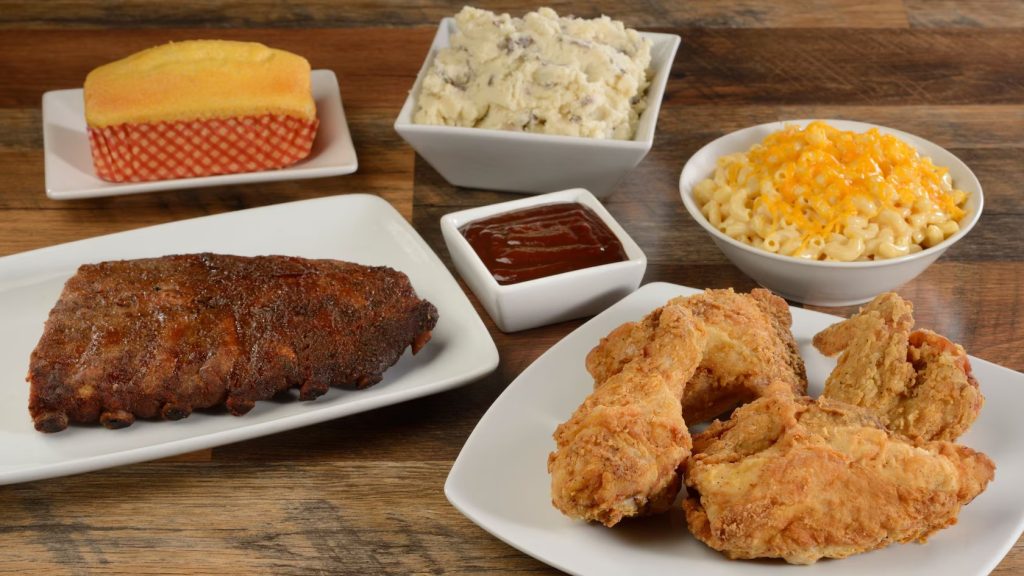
[693,121,969,262]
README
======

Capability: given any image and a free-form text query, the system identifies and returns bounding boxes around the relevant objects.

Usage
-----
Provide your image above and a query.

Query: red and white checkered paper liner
[87,114,319,183]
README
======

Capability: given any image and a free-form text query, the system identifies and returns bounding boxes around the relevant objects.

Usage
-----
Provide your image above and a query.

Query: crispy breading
[815,292,983,441]
[548,304,706,527]
[586,288,807,423]
[684,395,995,564]
[895,329,985,441]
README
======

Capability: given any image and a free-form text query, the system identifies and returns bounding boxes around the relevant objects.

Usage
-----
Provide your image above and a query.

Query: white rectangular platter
[0,194,498,485]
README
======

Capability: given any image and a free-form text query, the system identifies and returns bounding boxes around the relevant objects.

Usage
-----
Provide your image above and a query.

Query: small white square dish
[0,194,497,485]
[445,282,1024,576]
[42,69,358,200]
[395,18,680,198]
[440,188,646,333]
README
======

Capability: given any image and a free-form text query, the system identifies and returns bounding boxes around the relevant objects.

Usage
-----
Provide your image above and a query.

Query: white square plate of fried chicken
[446,282,1024,575]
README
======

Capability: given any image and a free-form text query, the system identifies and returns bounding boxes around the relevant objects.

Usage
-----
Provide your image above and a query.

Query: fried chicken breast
[684,395,995,564]
[587,288,807,423]
[815,292,983,442]
[548,304,706,527]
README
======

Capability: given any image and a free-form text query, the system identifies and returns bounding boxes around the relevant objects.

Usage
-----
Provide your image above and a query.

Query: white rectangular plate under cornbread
[42,69,358,200]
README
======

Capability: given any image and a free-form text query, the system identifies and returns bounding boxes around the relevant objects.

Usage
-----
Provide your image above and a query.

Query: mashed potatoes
[413,6,652,140]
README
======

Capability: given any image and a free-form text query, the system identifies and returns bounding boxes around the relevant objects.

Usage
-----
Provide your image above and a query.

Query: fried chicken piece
[548,304,707,527]
[815,292,983,442]
[683,395,995,565]
[28,254,438,432]
[814,292,916,411]
[587,288,807,423]
[899,330,984,440]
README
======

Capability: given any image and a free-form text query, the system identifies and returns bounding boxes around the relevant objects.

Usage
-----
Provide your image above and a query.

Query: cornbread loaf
[84,40,318,182]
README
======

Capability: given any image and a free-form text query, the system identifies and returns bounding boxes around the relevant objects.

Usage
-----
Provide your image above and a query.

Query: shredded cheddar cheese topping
[753,121,964,238]
[693,121,970,262]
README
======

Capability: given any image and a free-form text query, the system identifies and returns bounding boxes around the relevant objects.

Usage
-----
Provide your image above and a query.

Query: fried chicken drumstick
[684,395,995,564]
[548,303,706,527]
[814,292,983,442]
[28,253,439,432]
[587,288,807,423]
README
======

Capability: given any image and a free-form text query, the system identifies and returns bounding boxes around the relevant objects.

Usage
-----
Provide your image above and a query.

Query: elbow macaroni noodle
[693,121,969,262]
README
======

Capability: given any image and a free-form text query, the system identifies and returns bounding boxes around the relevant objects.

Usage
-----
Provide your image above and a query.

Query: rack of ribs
[27,253,439,433]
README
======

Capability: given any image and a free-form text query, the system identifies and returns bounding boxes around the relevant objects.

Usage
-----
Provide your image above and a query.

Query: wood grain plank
[0,29,430,110]
[648,0,909,29]
[0,461,552,575]
[0,5,1021,575]
[906,0,1024,28]
[0,0,909,29]
[0,108,41,149]
[6,28,1024,111]
[672,29,1024,105]
[651,105,1024,150]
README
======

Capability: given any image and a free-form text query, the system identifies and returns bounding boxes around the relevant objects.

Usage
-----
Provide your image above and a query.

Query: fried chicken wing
[548,304,707,527]
[899,329,984,440]
[683,395,995,565]
[815,292,983,441]
[586,288,807,423]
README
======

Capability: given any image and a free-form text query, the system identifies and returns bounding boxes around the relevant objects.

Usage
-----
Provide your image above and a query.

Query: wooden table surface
[1,1,1022,574]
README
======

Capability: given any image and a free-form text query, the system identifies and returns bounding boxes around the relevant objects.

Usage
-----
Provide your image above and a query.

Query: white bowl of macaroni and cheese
[679,119,983,306]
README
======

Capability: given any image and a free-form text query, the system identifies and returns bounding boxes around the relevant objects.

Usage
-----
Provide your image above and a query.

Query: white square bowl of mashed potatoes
[679,119,984,307]
[395,7,680,198]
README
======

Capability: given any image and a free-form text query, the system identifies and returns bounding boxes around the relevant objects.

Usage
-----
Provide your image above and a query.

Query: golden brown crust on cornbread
[84,40,315,128]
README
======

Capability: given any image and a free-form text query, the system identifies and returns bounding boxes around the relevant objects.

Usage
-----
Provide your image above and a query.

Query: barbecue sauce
[459,203,628,285]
